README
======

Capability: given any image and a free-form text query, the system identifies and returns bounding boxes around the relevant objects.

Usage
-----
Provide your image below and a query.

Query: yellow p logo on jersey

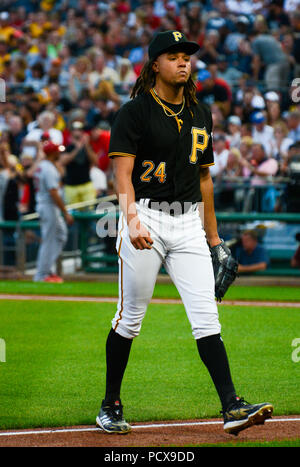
[172,31,182,42]
[189,127,210,164]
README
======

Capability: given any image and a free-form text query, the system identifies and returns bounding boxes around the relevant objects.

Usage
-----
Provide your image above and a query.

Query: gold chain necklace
[152,88,185,117]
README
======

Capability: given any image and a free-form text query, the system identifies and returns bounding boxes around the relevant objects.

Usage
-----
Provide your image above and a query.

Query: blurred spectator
[266,0,291,32]
[19,152,37,215]
[286,111,300,144]
[0,140,19,222]
[249,27,290,91]
[245,143,279,186]
[196,69,231,116]
[235,230,269,274]
[269,121,294,160]
[90,164,107,198]
[88,51,119,92]
[224,148,243,177]
[47,83,73,114]
[265,93,282,126]
[6,114,27,157]
[210,134,230,180]
[68,56,92,103]
[198,29,224,65]
[60,121,97,206]
[24,62,48,92]
[250,111,274,156]
[215,54,243,88]
[88,121,111,173]
[240,136,254,176]
[223,15,250,54]
[23,110,63,158]
[227,115,242,148]
[115,57,137,93]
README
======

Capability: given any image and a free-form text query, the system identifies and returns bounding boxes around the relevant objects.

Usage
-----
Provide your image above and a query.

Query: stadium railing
[1,199,300,277]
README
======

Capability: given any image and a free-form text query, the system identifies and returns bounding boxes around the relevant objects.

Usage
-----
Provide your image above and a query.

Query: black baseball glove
[210,240,238,302]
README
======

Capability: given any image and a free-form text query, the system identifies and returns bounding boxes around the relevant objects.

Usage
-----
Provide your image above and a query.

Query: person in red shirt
[88,122,111,173]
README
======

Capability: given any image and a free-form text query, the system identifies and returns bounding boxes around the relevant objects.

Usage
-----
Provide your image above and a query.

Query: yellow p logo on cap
[172,31,182,42]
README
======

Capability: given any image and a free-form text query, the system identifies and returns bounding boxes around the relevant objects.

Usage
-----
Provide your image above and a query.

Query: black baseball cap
[148,30,200,60]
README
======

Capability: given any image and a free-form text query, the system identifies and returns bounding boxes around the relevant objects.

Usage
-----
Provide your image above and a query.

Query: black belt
[141,199,198,216]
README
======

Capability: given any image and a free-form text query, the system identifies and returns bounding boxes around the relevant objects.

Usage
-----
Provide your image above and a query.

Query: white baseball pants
[112,200,221,340]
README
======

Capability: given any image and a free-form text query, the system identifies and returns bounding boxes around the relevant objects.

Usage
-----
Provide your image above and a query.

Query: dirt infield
[1,293,300,308]
[0,416,299,447]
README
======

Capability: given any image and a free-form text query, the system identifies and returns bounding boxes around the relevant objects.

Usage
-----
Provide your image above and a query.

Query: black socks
[196,333,236,412]
[104,328,133,403]
[104,329,236,413]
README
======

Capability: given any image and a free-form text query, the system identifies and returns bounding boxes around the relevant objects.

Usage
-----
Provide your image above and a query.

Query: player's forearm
[200,168,221,247]
[113,157,137,225]
[49,189,68,216]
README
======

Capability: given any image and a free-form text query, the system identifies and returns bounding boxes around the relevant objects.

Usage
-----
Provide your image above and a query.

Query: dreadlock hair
[130,58,198,107]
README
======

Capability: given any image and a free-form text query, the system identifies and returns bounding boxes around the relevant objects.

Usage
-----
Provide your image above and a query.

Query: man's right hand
[128,216,153,250]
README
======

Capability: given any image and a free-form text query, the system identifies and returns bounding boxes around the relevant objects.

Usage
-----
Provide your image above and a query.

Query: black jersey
[108,89,214,203]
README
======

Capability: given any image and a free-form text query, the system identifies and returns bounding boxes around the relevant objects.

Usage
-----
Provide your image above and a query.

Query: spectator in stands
[19,152,37,215]
[88,121,111,174]
[215,54,243,89]
[265,93,282,126]
[239,136,254,177]
[0,139,19,222]
[250,111,274,156]
[245,143,279,186]
[196,69,231,116]
[235,229,269,274]
[224,148,243,178]
[68,56,91,103]
[88,51,119,92]
[23,110,63,158]
[227,115,242,148]
[249,27,290,91]
[270,121,294,161]
[60,120,97,206]
[23,61,48,92]
[210,134,230,181]
[286,111,300,144]
[6,114,27,157]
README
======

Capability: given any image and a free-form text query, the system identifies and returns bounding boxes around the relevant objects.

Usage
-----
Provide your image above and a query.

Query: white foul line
[0,418,299,437]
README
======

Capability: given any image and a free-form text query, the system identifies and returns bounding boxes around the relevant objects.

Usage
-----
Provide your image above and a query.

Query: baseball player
[34,140,73,283]
[96,31,273,436]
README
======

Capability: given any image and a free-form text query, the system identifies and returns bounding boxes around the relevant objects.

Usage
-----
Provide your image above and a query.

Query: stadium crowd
[0,0,300,226]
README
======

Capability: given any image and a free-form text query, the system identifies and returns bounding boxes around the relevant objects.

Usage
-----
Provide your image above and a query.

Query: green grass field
[1,279,300,302]
[0,280,299,447]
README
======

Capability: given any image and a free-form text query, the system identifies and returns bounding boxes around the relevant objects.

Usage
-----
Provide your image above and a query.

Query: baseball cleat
[223,397,273,436]
[96,399,131,434]
[43,274,64,283]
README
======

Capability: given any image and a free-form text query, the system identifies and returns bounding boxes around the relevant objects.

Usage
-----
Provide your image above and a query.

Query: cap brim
[152,42,200,59]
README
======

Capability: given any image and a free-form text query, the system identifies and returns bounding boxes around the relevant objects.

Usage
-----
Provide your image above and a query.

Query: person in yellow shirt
[0,12,16,44]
